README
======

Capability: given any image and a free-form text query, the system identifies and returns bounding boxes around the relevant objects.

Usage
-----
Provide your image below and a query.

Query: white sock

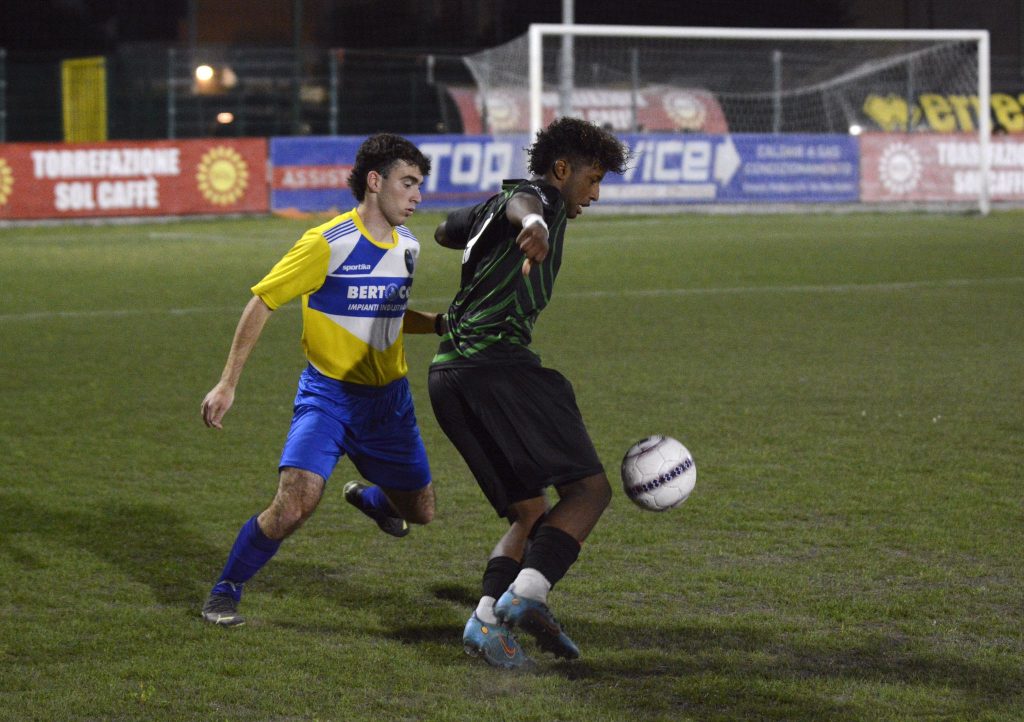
[474,596,499,625]
[509,568,552,604]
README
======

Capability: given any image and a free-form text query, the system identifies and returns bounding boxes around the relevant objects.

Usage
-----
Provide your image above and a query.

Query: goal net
[461,25,991,212]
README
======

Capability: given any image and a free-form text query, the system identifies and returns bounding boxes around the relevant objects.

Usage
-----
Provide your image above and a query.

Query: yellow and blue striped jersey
[252,209,420,386]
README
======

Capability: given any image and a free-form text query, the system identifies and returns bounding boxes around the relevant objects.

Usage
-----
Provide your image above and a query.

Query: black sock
[482,555,521,599]
[527,513,548,540]
[522,526,581,589]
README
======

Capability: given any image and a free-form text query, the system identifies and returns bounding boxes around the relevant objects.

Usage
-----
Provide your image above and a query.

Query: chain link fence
[1,43,471,142]
[0,48,6,142]
[3,43,1022,142]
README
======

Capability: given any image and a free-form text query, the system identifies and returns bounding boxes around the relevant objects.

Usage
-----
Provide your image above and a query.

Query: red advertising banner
[860,132,1024,203]
[0,138,268,220]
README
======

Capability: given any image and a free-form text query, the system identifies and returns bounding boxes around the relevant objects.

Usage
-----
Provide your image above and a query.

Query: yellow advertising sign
[863,93,1024,134]
[61,56,108,143]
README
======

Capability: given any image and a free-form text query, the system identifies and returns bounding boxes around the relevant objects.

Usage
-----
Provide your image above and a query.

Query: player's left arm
[435,205,478,249]
[403,308,447,336]
[507,191,549,275]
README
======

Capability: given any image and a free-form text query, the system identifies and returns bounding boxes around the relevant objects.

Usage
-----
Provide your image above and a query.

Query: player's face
[562,162,606,219]
[377,161,424,226]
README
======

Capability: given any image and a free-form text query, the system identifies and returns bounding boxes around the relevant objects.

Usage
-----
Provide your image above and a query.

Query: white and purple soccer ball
[621,435,696,511]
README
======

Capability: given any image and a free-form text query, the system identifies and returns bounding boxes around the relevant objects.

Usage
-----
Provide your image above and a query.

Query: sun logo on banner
[878,142,923,195]
[0,159,13,206]
[663,91,707,131]
[483,91,521,132]
[196,146,250,205]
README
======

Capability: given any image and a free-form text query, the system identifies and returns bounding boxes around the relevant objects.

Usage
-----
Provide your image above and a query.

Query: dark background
[0,1,1019,141]
[0,0,1018,56]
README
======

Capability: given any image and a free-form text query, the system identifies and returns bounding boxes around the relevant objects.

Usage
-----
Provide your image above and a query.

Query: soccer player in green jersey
[199,134,443,627]
[428,117,629,668]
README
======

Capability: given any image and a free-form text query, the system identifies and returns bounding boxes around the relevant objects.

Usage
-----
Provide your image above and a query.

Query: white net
[460,26,992,212]
[462,30,983,137]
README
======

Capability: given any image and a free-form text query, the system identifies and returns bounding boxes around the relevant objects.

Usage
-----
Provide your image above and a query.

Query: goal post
[464,24,991,213]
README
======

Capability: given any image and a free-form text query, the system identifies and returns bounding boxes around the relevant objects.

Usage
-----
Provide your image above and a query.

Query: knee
[507,497,550,531]
[397,485,435,526]
[589,478,613,513]
[563,474,612,511]
[263,468,325,539]
[262,498,315,539]
[406,505,434,526]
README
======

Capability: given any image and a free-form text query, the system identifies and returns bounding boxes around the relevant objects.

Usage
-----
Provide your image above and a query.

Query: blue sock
[361,485,394,515]
[212,515,281,600]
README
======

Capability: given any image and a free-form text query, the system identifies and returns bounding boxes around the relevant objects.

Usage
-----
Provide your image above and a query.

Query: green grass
[1,210,1022,721]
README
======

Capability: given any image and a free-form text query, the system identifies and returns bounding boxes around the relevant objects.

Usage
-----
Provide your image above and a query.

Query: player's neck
[538,172,570,198]
[354,203,394,245]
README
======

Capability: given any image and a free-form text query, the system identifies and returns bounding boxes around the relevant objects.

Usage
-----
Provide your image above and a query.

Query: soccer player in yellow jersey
[200,134,443,627]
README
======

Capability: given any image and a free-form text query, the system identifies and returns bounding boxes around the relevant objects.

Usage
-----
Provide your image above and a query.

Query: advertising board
[860,133,1024,203]
[271,133,860,213]
[0,138,268,220]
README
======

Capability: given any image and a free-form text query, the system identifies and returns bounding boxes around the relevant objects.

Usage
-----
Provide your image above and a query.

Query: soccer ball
[621,435,696,511]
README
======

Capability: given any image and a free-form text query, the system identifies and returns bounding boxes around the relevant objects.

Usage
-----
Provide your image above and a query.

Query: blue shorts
[279,365,432,490]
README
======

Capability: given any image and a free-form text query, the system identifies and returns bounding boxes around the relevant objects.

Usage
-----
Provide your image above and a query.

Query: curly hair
[527,117,630,177]
[348,133,431,202]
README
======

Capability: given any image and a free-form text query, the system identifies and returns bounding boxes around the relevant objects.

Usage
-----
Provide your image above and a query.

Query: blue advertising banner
[732,134,859,203]
[270,133,859,213]
[270,135,530,212]
[603,134,860,204]
[270,136,363,213]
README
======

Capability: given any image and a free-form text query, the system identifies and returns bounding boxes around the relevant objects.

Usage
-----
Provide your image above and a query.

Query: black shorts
[428,364,604,518]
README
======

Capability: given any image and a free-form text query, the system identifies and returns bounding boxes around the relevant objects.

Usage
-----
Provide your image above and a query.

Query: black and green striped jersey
[431,179,567,368]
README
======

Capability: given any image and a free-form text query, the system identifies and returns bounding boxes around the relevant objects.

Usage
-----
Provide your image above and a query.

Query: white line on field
[146,232,243,241]
[564,276,1024,299]
[1,276,1021,323]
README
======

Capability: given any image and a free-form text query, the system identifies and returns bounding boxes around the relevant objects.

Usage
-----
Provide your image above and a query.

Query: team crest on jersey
[405,248,415,273]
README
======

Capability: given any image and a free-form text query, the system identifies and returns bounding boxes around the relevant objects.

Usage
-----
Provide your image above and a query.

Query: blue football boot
[462,613,532,669]
[494,590,580,660]
[343,481,409,538]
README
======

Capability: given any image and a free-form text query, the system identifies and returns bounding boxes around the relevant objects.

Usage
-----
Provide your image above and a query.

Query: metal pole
[529,26,543,136]
[187,0,198,75]
[978,32,991,215]
[772,49,783,133]
[559,0,574,119]
[292,0,303,135]
[906,62,915,132]
[167,47,176,139]
[236,71,245,137]
[630,47,639,132]
[329,50,339,136]
[0,47,7,142]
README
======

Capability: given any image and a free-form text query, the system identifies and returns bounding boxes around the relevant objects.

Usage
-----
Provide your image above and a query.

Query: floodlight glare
[848,124,863,136]
[216,112,235,124]
[195,65,215,82]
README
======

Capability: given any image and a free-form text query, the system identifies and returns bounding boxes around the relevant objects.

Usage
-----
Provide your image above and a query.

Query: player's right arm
[202,226,329,429]
[202,295,273,429]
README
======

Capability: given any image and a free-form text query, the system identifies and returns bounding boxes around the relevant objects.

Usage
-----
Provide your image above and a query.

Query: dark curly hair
[527,117,630,177]
[348,133,431,202]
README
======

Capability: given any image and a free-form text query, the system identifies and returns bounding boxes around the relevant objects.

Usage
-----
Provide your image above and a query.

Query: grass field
[1,209,1022,721]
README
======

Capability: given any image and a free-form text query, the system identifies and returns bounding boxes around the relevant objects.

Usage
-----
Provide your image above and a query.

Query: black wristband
[434,313,445,336]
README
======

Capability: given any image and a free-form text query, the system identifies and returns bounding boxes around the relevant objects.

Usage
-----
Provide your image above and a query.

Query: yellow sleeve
[251,228,330,310]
